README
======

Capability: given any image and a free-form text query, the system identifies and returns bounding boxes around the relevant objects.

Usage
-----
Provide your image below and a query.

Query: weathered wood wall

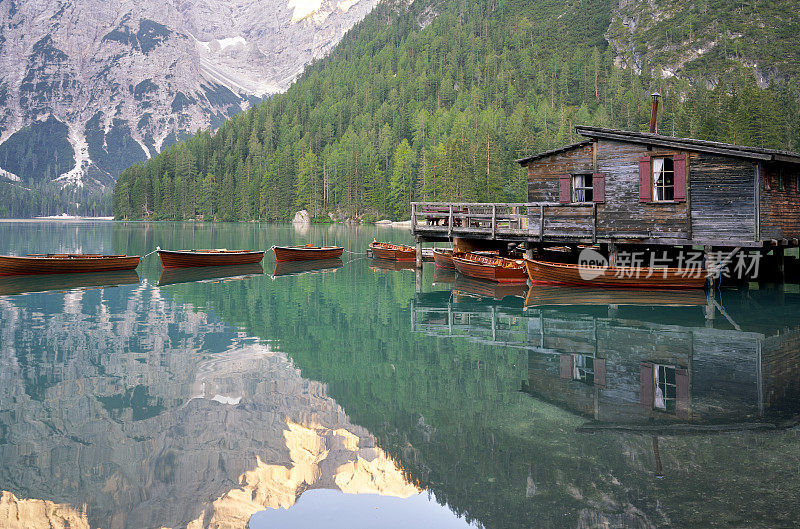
[526,143,594,202]
[594,139,689,239]
[689,153,756,241]
[525,139,764,244]
[760,162,800,240]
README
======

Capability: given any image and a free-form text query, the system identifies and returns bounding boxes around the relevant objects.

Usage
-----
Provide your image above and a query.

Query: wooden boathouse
[411,124,800,278]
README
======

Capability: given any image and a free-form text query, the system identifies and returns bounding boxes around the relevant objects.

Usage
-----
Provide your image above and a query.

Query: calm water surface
[1,221,800,529]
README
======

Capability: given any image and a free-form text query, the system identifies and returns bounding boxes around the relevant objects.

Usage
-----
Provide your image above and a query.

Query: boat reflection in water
[432,267,456,286]
[0,269,140,296]
[370,258,417,272]
[272,258,343,278]
[414,284,800,429]
[524,285,709,308]
[454,274,528,301]
[158,263,264,286]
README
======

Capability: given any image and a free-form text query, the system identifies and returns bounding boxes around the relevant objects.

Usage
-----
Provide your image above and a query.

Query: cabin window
[653,364,677,413]
[652,157,675,201]
[572,174,593,202]
[572,354,594,385]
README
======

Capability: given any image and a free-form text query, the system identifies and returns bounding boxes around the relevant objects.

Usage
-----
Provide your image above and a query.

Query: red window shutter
[592,173,605,203]
[638,157,652,202]
[558,175,571,203]
[640,362,654,407]
[675,367,689,419]
[560,354,571,379]
[593,358,606,387]
[673,154,687,201]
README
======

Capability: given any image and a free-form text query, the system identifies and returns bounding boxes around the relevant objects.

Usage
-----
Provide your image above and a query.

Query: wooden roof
[514,140,592,165]
[576,126,800,164]
[515,127,800,166]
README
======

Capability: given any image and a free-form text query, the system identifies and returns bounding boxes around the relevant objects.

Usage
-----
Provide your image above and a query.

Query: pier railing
[411,202,597,242]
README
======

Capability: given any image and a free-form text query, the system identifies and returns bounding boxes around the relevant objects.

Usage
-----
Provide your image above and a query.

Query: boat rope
[141,246,161,259]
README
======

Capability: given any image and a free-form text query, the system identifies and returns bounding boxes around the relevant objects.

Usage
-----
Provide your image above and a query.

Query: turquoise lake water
[1,220,800,529]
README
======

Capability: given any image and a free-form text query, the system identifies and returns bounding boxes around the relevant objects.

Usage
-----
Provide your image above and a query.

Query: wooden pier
[410,125,800,283]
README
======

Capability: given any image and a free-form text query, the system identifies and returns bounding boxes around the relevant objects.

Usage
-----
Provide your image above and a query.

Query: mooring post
[415,266,423,293]
[416,239,423,269]
[705,288,716,323]
[525,245,534,260]
[776,247,785,280]
[704,245,715,290]
[608,243,618,267]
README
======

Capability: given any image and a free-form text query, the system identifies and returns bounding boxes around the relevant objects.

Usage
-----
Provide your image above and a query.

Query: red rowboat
[273,244,344,262]
[369,241,416,262]
[524,259,706,289]
[452,253,528,284]
[432,248,455,269]
[158,249,264,269]
[0,254,140,276]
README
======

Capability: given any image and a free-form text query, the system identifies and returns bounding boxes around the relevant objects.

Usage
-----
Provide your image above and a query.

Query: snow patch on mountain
[289,0,325,22]
[55,126,91,188]
[338,0,362,12]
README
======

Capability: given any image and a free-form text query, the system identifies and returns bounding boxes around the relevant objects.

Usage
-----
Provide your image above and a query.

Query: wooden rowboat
[0,254,140,276]
[158,249,264,269]
[273,244,344,262]
[432,248,455,269]
[524,259,707,289]
[452,253,528,284]
[369,241,416,262]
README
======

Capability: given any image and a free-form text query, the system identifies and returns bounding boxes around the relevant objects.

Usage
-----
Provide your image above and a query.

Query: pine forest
[112,0,800,222]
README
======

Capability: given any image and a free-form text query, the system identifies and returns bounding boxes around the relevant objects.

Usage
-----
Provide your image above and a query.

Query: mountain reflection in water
[0,276,422,529]
[2,222,800,529]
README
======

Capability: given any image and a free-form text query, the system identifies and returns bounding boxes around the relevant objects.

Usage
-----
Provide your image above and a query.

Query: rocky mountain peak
[0,0,379,190]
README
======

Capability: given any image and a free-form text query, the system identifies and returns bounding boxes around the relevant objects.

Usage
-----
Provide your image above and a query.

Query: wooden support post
[525,246,534,260]
[704,245,715,290]
[448,205,453,237]
[608,243,618,267]
[491,204,497,239]
[705,288,716,323]
[415,240,423,269]
[539,205,544,242]
[776,247,785,280]
[592,203,597,244]
[411,203,417,229]
[415,266,423,293]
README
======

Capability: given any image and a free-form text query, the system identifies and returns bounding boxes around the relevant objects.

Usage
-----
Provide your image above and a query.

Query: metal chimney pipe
[649,92,660,134]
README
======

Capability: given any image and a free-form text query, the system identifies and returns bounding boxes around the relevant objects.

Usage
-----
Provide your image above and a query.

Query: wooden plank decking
[411,202,774,247]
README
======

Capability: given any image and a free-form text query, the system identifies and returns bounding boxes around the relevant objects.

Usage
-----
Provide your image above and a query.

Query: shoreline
[0,216,115,222]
